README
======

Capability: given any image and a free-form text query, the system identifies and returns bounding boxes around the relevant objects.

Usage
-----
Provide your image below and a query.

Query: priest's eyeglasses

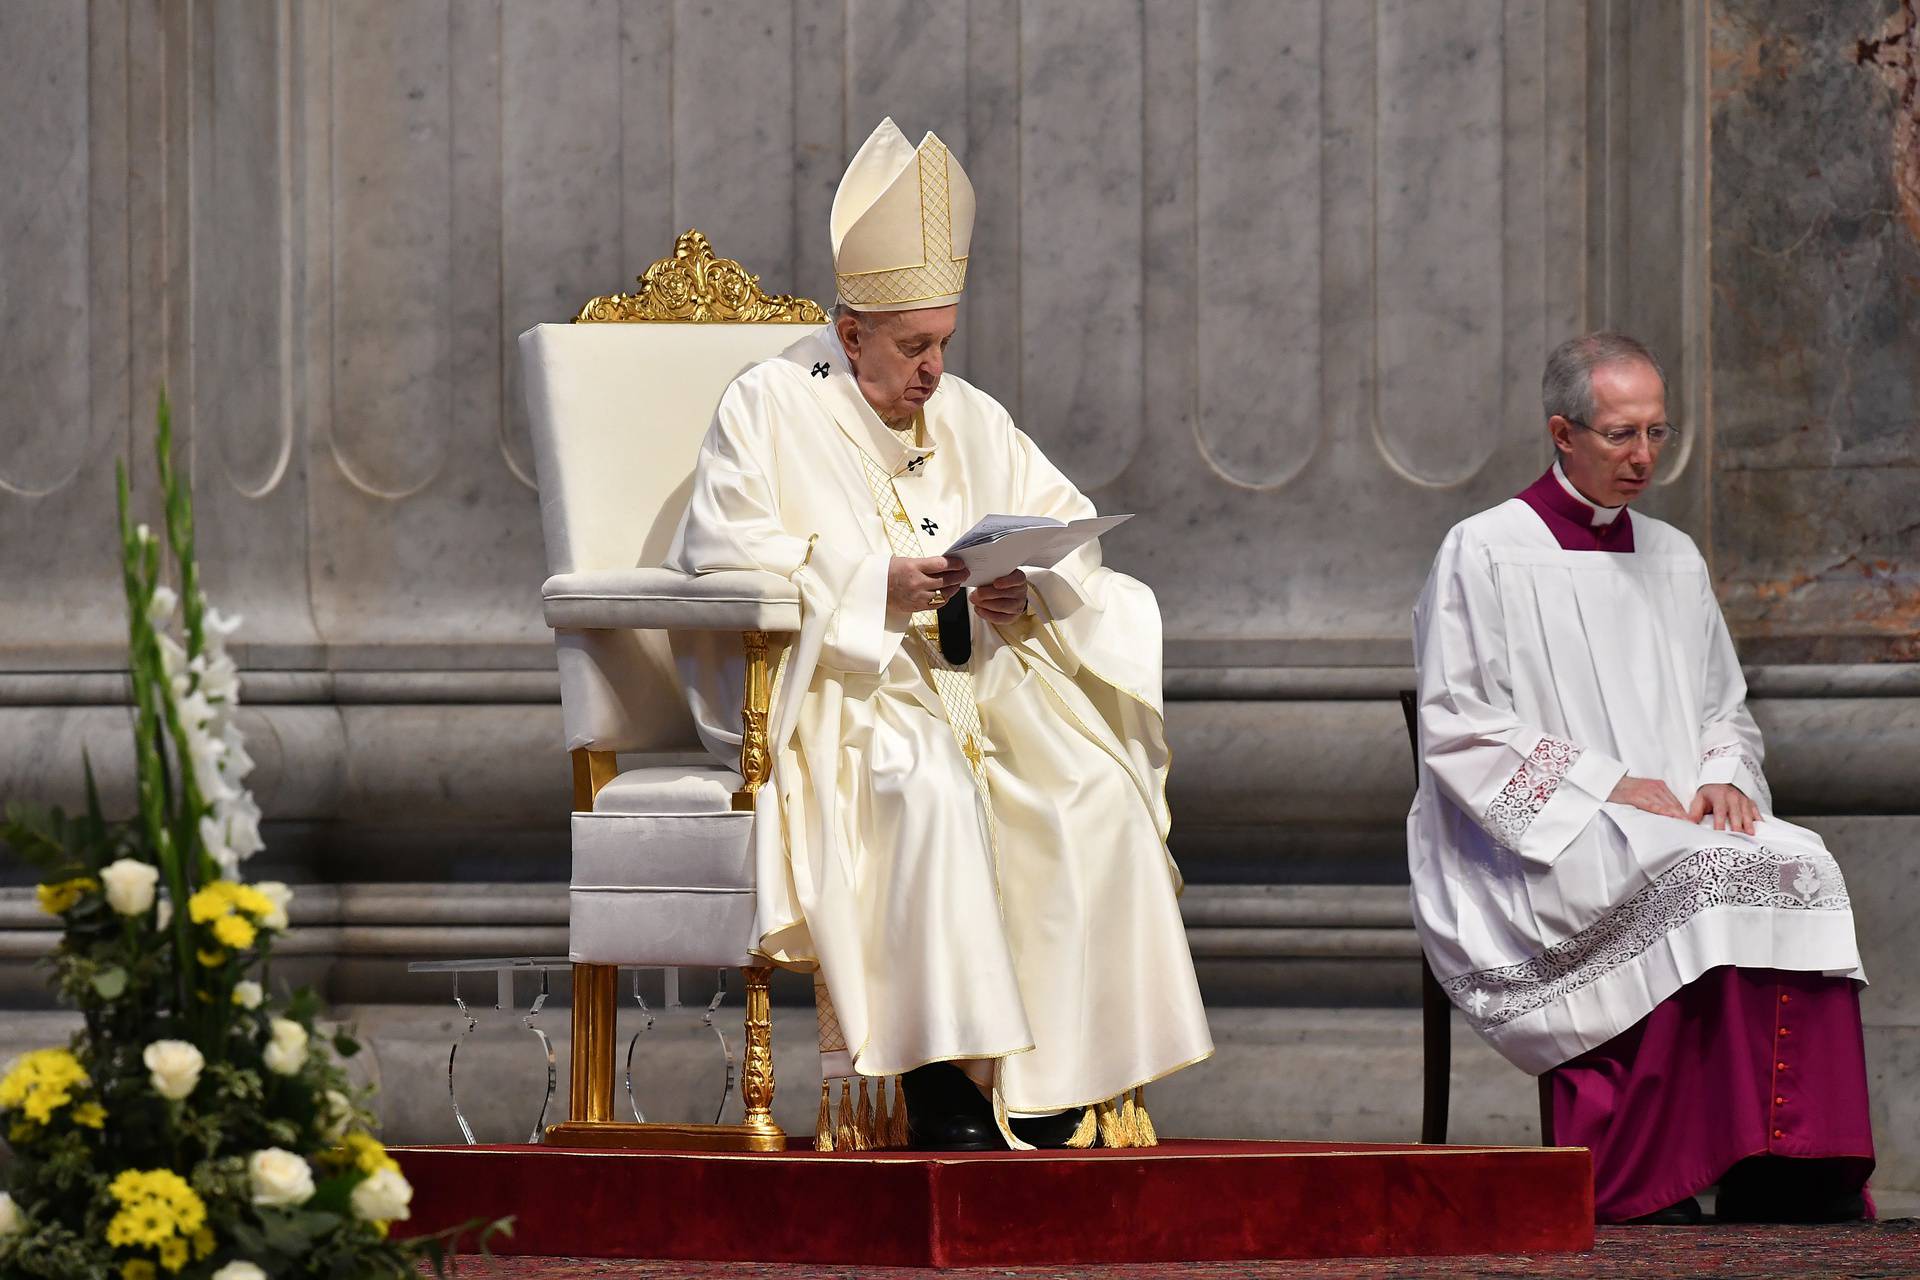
[1565,418,1681,450]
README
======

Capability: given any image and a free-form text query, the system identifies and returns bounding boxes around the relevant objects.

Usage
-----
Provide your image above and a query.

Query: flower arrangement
[0,398,499,1278]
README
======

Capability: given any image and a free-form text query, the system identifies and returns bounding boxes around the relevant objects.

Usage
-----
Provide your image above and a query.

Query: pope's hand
[971,571,1029,625]
[888,555,968,613]
[1608,775,1689,821]
[1688,782,1758,835]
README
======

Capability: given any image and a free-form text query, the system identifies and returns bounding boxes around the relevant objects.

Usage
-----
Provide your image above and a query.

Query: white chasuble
[666,324,1212,1118]
[1408,498,1865,1074]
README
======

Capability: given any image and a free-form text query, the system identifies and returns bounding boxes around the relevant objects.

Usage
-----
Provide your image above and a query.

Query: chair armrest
[542,568,802,632]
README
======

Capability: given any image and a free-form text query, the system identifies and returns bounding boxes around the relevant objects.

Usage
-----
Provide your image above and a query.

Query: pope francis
[665,120,1212,1150]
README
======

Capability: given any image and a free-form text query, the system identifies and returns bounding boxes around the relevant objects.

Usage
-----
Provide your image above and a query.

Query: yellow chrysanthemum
[222,883,276,920]
[342,1130,400,1176]
[72,1100,107,1128]
[186,886,228,925]
[105,1169,207,1252]
[211,913,256,950]
[196,948,227,968]
[0,1047,91,1124]
[35,876,98,916]
[191,1226,216,1259]
[121,1261,157,1280]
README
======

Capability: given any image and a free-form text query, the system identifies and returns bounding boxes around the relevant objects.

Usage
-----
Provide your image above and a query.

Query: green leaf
[90,967,128,1000]
[332,1030,362,1059]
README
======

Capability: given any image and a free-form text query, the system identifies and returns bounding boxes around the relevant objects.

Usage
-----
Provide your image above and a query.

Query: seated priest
[1408,332,1874,1224]
[665,118,1212,1150]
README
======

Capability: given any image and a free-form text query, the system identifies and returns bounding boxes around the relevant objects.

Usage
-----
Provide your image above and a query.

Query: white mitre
[831,118,976,312]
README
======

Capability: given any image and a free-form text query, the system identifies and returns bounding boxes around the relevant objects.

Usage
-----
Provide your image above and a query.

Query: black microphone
[936,589,972,665]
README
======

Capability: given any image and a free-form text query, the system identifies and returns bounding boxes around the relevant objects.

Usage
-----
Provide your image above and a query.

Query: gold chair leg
[569,962,618,1123]
[741,964,778,1139]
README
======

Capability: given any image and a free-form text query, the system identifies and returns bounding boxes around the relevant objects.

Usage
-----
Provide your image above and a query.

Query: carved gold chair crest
[520,230,824,1150]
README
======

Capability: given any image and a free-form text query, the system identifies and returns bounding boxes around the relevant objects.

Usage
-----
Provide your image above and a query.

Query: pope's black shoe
[1008,1107,1089,1149]
[1716,1156,1870,1223]
[901,1062,1007,1151]
[1621,1196,1704,1226]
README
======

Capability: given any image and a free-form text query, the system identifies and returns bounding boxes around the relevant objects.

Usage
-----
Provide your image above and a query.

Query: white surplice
[666,324,1212,1117]
[1408,497,1865,1074]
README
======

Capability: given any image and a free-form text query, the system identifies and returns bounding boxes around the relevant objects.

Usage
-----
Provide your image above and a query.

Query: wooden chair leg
[1537,1070,1557,1145]
[568,962,619,1123]
[1419,953,1451,1144]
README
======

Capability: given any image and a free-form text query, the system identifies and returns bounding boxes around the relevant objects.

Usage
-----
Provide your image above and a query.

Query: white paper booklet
[942,513,1133,588]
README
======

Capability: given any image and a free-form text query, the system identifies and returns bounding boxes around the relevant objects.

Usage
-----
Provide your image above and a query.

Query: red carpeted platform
[394,1139,1594,1268]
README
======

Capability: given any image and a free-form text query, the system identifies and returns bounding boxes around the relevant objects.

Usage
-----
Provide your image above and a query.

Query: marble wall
[0,0,1916,1181]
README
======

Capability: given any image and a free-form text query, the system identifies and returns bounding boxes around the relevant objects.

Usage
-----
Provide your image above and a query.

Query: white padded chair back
[520,321,813,752]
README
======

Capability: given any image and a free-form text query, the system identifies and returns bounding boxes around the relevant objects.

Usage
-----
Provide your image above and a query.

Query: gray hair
[1542,332,1667,424]
[833,302,880,332]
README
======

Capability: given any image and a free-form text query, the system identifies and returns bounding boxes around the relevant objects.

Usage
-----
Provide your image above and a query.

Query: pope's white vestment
[1408,493,1866,1074]
[667,323,1213,1118]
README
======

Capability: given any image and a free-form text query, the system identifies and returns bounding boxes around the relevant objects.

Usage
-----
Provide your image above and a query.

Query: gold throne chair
[519,231,824,1151]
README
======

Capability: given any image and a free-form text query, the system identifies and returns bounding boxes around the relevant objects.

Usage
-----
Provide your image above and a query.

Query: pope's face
[838,305,958,426]
[1549,358,1668,508]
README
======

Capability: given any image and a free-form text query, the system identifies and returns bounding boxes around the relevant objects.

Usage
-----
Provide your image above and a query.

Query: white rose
[254,881,293,932]
[146,585,178,627]
[233,979,264,1010]
[0,1191,22,1236]
[211,1263,267,1280]
[262,1018,307,1075]
[100,858,160,916]
[143,1039,205,1101]
[247,1147,315,1208]
[349,1167,413,1223]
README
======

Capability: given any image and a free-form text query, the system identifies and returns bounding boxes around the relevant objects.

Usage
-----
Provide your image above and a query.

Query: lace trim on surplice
[1446,844,1850,1030]
[1484,736,1582,852]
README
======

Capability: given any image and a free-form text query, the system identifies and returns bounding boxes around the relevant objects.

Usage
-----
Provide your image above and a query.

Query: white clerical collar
[1553,460,1624,526]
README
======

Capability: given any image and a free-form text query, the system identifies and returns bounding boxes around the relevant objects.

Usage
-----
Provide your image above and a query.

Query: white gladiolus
[262,1018,308,1075]
[0,1191,22,1236]
[211,1263,267,1280]
[349,1167,413,1224]
[198,814,240,876]
[321,1088,354,1141]
[143,1039,205,1101]
[156,633,188,683]
[204,605,244,643]
[247,1147,316,1208]
[191,652,240,704]
[100,858,160,916]
[155,893,173,930]
[146,585,178,627]
[136,523,155,546]
[254,881,293,932]
[233,979,263,1010]
[220,722,256,787]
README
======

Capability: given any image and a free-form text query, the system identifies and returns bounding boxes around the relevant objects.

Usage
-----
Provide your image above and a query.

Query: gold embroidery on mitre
[836,138,970,308]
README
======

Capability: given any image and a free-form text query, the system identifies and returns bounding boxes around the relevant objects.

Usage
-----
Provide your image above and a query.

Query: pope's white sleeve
[1694,567,1772,811]
[669,377,903,674]
[1415,531,1627,867]
[1002,421,1101,616]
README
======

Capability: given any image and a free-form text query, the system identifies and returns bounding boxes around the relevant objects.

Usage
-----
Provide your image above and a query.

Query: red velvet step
[395,1138,1593,1269]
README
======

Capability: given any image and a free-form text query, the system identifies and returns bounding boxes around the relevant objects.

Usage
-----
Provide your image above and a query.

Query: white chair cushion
[591,764,742,814]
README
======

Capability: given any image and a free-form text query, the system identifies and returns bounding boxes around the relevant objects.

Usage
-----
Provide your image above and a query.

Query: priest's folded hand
[971,570,1029,624]
[1687,781,1758,835]
[1608,775,1689,821]
[888,555,969,613]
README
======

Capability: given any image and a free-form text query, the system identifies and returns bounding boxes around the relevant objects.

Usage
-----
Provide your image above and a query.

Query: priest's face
[1549,358,1668,508]
[837,305,958,425]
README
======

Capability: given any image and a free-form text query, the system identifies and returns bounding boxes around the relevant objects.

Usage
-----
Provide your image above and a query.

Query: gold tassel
[889,1077,910,1148]
[1064,1105,1099,1149]
[834,1079,859,1151]
[1096,1098,1129,1149]
[855,1077,875,1150]
[872,1075,893,1149]
[815,1080,836,1152]
[1132,1086,1158,1147]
